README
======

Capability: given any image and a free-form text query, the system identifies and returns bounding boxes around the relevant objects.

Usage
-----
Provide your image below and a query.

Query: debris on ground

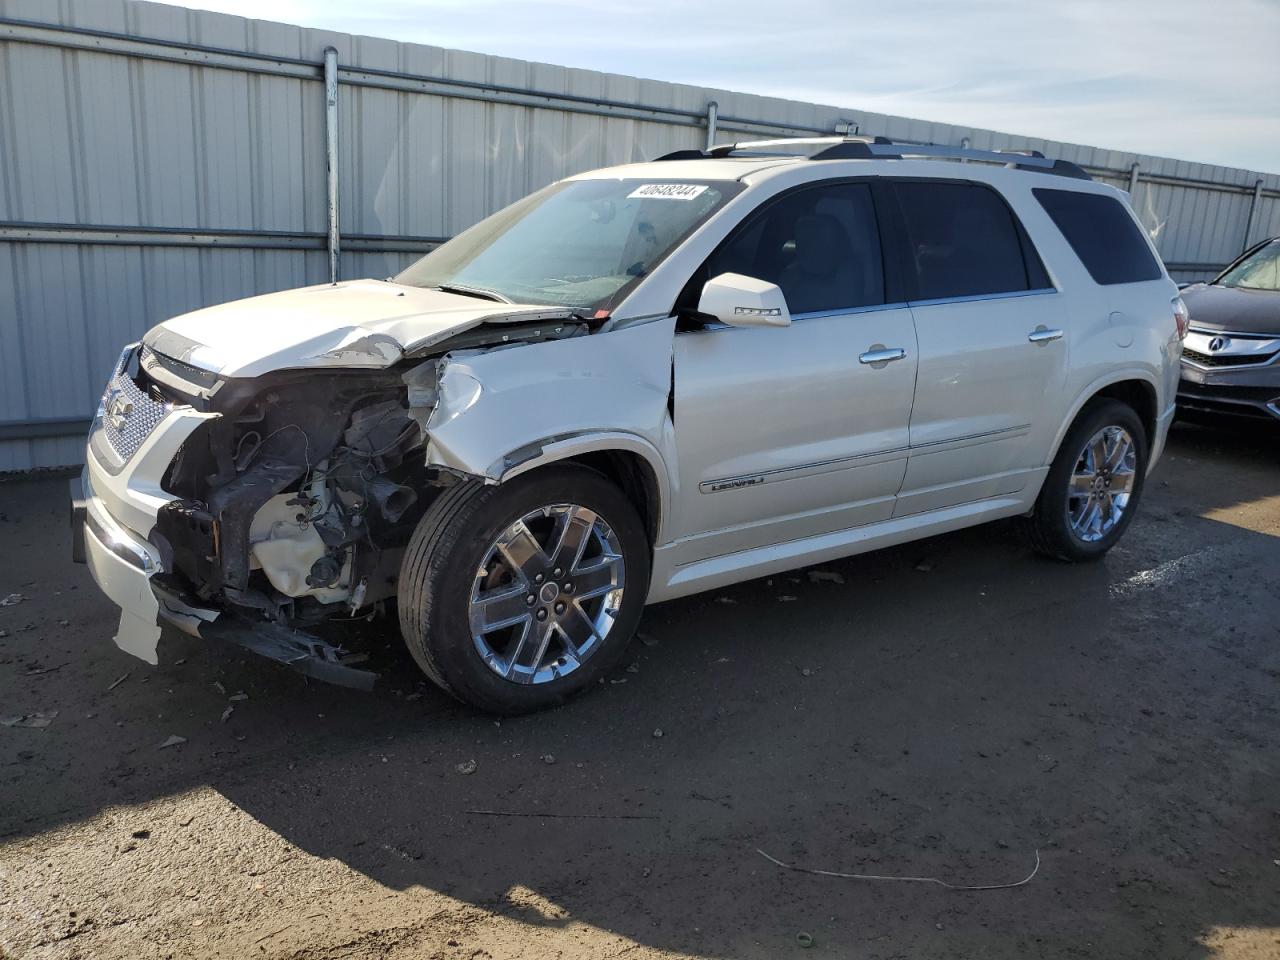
[213,681,227,695]
[107,671,131,691]
[24,663,67,677]
[756,847,1040,890]
[776,595,797,602]
[229,693,249,702]
[800,668,813,677]
[157,735,187,749]
[807,570,845,585]
[639,633,659,647]
[915,560,934,572]
[455,759,477,775]
[1,593,23,606]
[0,711,58,728]
[625,662,640,673]
[652,728,664,738]
[714,596,737,605]
[466,809,659,821]
[796,932,814,948]
[131,829,150,839]
[541,754,556,765]
[220,705,234,723]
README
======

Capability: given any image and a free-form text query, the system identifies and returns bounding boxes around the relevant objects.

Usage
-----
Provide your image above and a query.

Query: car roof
[566,157,796,182]
[566,155,1122,199]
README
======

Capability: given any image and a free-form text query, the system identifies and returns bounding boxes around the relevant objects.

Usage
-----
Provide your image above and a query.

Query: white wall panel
[0,0,1277,469]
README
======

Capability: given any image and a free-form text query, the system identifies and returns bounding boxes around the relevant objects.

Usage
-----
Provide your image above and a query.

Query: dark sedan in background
[1177,237,1280,422]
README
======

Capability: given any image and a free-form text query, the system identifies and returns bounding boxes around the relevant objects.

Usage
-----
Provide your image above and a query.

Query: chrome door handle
[1028,327,1064,343]
[858,347,906,365]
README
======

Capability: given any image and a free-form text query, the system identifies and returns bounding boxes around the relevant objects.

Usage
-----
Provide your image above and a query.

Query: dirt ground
[1,421,1277,960]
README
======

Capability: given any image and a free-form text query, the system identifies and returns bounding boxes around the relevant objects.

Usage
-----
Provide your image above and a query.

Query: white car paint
[82,149,1182,661]
[148,278,575,378]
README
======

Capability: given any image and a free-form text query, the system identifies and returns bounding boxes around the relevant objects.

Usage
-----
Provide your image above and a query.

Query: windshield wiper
[433,283,512,303]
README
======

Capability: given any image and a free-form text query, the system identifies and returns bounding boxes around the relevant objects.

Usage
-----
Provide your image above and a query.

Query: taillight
[1172,296,1190,340]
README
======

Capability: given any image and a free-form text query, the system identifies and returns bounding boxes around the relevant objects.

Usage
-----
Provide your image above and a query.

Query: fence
[1,0,1278,471]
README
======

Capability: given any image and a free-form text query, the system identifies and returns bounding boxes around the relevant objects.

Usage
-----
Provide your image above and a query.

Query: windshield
[394,178,742,312]
[1216,239,1280,291]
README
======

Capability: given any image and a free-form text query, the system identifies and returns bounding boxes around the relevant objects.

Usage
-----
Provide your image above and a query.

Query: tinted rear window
[1033,188,1162,285]
[894,181,1038,301]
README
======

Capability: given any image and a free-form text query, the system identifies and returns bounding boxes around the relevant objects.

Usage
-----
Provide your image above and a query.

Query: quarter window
[894,181,1040,300]
[703,182,885,314]
[1033,188,1162,285]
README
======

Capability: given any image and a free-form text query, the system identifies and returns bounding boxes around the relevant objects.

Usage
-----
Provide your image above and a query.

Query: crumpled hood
[1181,282,1280,335]
[143,278,573,378]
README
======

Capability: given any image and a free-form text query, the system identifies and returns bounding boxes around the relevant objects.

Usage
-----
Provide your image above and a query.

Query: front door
[669,181,918,564]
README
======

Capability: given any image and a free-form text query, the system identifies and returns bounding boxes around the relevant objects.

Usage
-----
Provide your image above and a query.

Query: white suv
[71,137,1186,713]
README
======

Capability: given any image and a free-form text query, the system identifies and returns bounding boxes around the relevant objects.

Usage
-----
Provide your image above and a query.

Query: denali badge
[106,390,134,431]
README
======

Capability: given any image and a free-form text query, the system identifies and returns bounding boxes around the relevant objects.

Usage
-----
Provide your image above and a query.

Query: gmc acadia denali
[71,136,1186,713]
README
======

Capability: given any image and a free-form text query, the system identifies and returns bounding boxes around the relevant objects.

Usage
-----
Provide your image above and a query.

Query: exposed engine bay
[134,316,593,673]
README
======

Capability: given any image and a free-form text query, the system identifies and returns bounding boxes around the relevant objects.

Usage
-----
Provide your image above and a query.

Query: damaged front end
[78,313,592,689]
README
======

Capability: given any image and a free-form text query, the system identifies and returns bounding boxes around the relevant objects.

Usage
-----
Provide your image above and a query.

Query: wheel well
[563,450,661,546]
[1093,379,1157,445]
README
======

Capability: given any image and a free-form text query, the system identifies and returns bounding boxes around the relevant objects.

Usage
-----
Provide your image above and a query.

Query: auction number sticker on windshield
[627,183,709,200]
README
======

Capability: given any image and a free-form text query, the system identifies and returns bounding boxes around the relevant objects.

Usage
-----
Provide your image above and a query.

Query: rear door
[669,180,918,562]
[886,179,1069,515]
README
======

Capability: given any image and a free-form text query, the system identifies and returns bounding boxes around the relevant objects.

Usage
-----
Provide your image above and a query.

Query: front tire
[1024,399,1149,562]
[398,464,650,714]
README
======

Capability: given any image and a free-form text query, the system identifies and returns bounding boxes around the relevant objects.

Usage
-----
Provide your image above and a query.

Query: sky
[164,0,1279,173]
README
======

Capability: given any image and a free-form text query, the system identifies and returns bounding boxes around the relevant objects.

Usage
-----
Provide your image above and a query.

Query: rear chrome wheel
[470,505,625,684]
[1066,425,1137,542]
[1024,398,1148,562]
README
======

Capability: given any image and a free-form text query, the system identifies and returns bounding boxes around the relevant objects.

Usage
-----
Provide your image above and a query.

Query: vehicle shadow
[2,422,1277,958]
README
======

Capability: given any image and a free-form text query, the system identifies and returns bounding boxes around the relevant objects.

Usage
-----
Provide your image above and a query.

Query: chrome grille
[99,350,171,464]
[1182,347,1279,368]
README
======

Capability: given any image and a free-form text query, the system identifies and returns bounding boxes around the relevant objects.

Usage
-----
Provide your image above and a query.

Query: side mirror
[697,272,792,328]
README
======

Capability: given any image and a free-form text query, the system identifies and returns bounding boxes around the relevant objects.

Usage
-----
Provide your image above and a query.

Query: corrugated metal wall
[2,0,1278,471]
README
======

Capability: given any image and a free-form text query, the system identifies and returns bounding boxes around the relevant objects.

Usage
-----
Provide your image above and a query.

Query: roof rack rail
[654,136,1091,180]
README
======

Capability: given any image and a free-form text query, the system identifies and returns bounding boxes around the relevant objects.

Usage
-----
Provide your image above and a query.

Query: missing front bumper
[71,469,378,690]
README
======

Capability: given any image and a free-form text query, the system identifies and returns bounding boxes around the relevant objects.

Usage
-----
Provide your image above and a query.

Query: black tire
[1023,399,1149,562]
[398,463,650,714]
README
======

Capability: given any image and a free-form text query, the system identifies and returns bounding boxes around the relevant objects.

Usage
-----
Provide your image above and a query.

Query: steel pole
[324,47,340,284]
[1242,178,1264,252]
[704,100,718,151]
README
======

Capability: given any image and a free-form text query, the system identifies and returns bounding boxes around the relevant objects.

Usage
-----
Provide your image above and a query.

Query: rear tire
[1023,399,1149,562]
[398,464,650,714]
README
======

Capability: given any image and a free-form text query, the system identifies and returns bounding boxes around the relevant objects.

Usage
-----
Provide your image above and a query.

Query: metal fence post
[1128,161,1140,197]
[704,101,718,151]
[324,47,340,284]
[1242,178,1264,252]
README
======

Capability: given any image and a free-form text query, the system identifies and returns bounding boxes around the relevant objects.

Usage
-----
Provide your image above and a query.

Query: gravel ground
[1,421,1278,960]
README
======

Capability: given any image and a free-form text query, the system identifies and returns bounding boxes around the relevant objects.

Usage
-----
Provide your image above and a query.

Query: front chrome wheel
[469,504,625,684]
[1066,425,1137,542]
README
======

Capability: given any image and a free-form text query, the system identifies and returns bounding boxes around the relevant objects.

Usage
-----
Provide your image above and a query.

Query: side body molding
[423,318,679,541]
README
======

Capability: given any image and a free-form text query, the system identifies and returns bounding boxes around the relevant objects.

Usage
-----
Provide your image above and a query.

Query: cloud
[165,0,1279,172]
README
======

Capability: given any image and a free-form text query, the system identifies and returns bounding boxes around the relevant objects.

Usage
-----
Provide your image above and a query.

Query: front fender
[499,430,673,540]
[422,318,678,533]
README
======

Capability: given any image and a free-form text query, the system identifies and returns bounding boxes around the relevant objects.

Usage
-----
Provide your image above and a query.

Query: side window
[1033,188,1162,285]
[703,182,885,315]
[894,181,1037,300]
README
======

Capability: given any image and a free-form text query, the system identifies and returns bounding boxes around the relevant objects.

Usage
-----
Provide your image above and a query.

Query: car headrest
[792,214,850,276]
